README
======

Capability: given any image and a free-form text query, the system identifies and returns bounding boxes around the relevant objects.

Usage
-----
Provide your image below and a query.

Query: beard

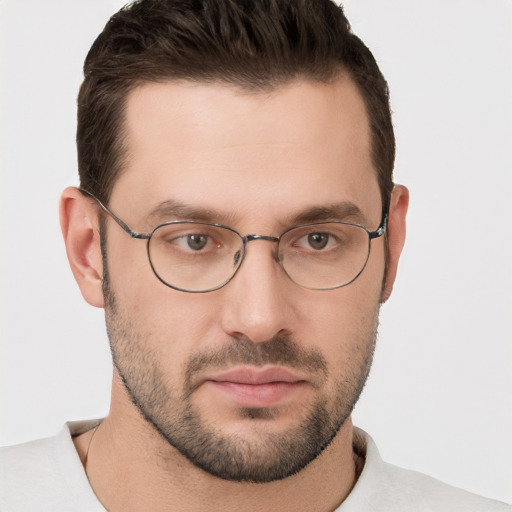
[102,261,378,483]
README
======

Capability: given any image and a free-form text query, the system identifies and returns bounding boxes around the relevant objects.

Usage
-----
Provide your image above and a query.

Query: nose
[219,239,297,344]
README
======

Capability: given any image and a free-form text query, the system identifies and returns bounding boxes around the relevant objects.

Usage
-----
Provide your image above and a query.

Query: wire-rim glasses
[80,188,387,293]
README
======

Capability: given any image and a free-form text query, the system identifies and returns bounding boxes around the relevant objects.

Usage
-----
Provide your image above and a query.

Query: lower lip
[206,381,305,408]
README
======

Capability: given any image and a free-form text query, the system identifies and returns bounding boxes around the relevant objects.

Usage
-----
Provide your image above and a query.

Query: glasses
[81,189,387,293]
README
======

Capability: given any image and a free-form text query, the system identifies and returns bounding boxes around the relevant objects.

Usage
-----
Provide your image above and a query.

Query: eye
[286,225,346,254]
[172,232,218,252]
[294,231,336,251]
[156,227,219,253]
[186,234,209,251]
[307,233,330,250]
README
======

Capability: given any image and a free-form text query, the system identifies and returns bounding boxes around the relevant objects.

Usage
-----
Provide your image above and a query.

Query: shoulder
[377,460,510,511]
[0,421,105,512]
[339,428,511,512]
[1,433,64,506]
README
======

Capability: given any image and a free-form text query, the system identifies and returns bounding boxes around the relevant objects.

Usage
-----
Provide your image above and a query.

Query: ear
[59,186,105,308]
[381,184,409,303]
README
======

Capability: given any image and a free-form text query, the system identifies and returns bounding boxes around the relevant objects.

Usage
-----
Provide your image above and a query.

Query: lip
[203,366,307,408]
[207,366,305,385]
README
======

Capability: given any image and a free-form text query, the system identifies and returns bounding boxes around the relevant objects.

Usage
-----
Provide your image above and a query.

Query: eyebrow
[146,199,236,225]
[146,199,365,228]
[288,202,365,225]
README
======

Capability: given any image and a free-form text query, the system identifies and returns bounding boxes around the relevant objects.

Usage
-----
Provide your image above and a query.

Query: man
[0,0,509,510]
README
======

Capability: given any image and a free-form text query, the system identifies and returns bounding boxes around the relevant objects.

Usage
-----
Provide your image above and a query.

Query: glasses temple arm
[79,188,150,239]
[369,214,388,239]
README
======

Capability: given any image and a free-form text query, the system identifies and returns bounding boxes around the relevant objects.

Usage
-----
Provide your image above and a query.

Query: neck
[75,385,360,512]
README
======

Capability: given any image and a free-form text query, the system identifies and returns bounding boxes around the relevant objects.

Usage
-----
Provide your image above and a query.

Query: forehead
[112,78,381,227]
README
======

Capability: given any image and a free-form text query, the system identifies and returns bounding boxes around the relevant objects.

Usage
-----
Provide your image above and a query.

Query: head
[62,0,408,484]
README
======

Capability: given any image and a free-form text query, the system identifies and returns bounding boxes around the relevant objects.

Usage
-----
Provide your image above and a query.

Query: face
[102,78,386,482]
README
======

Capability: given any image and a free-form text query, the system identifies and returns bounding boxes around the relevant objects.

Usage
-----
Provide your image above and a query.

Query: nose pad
[233,249,242,267]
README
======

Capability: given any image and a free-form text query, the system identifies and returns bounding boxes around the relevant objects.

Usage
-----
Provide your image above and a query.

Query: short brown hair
[77,0,395,213]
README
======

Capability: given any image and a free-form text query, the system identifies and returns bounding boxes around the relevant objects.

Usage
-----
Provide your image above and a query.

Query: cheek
[295,269,382,365]
[298,262,383,334]
[109,254,226,359]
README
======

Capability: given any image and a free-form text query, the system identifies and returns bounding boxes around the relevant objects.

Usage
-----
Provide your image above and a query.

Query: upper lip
[205,366,306,385]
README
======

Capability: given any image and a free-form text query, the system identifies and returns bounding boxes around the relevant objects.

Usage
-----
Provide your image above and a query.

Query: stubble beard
[102,266,378,483]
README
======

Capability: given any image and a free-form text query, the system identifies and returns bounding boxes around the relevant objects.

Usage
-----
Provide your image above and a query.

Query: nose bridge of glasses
[242,234,281,260]
[237,234,282,269]
[243,234,280,244]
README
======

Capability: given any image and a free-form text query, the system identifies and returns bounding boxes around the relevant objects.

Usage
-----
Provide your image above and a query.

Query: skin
[61,76,408,512]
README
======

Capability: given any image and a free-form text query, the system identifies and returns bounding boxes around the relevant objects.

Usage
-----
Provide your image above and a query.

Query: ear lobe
[381,184,409,303]
[60,186,105,308]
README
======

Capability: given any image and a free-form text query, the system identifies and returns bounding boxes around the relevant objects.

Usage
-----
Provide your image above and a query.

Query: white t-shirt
[0,420,509,511]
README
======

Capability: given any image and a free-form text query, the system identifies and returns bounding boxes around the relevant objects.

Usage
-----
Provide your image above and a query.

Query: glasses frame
[80,188,387,293]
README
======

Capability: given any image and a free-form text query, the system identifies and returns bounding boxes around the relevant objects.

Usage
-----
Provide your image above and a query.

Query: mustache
[185,334,328,391]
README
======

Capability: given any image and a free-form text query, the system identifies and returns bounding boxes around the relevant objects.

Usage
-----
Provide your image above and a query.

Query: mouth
[203,366,308,408]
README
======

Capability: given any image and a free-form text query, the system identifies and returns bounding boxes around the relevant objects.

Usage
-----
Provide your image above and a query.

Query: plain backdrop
[1,0,511,504]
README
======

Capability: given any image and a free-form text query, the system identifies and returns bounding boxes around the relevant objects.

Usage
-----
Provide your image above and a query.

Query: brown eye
[307,233,329,250]
[187,234,208,250]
